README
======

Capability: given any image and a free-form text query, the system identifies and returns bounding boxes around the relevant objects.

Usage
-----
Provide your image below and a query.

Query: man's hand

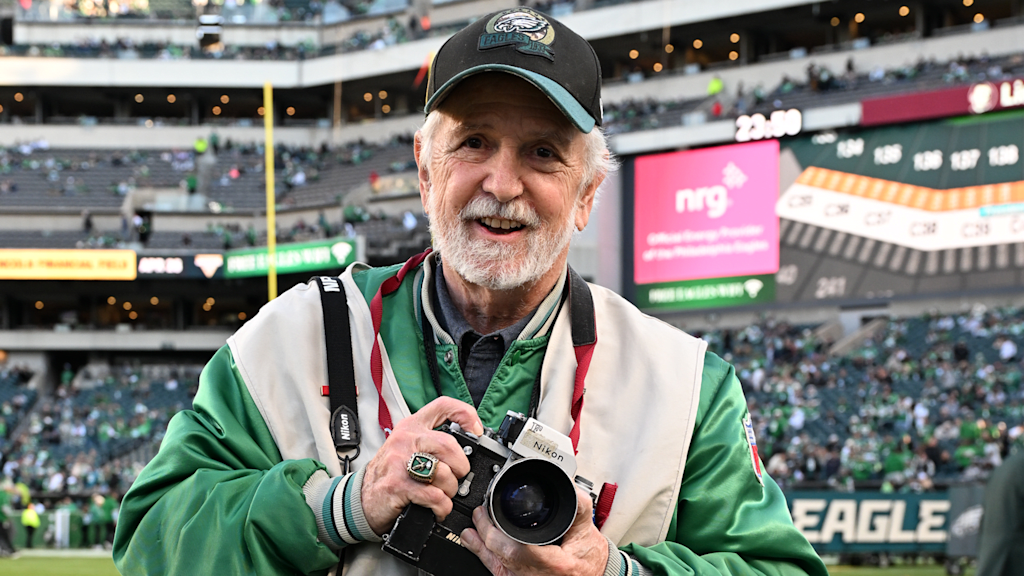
[360,396,484,536]
[459,487,609,576]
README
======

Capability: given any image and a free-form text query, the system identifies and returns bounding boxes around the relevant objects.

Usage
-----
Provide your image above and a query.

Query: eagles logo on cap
[479,8,555,61]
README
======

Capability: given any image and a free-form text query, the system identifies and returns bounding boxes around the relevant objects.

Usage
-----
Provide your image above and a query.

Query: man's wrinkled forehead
[434,73,578,141]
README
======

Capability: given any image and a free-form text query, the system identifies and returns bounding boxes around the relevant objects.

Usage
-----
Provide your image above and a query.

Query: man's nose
[482,147,524,203]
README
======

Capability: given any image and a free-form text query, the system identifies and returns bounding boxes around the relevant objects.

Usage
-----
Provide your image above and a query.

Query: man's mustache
[459,195,541,227]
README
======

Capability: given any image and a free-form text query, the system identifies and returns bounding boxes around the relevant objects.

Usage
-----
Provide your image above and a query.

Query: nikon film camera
[382,411,594,576]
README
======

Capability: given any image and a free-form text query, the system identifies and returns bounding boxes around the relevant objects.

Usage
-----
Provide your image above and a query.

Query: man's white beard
[428,191,576,291]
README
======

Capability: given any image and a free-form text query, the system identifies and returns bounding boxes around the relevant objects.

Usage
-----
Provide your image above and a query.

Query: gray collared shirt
[433,263,536,406]
[430,259,566,406]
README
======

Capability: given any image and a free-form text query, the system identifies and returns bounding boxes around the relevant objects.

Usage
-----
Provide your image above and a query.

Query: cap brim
[425,64,596,133]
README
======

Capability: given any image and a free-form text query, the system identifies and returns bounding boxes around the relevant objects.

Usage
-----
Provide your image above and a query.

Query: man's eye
[536,147,554,158]
[465,137,483,149]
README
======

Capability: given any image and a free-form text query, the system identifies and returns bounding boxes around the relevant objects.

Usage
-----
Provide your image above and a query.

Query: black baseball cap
[425,7,603,133]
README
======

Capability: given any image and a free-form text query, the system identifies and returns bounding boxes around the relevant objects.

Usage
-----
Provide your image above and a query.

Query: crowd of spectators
[698,306,1024,493]
[0,132,415,209]
[0,367,36,457]
[2,306,1023,502]
[0,362,200,497]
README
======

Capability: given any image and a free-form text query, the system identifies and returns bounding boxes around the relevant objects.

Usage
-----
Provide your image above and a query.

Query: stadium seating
[1,363,200,495]
[0,139,415,213]
[0,367,36,455]
[701,308,1024,490]
[3,306,1021,497]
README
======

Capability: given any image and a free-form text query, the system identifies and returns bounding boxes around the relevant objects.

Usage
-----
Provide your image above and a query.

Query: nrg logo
[675,162,747,219]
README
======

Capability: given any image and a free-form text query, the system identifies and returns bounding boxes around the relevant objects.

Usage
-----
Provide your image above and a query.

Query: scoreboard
[628,110,1024,312]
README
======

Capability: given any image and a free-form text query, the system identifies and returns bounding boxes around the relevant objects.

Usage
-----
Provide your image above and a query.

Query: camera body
[382,411,593,576]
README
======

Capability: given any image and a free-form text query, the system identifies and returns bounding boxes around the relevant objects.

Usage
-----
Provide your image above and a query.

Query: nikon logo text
[338,413,352,441]
[532,441,564,462]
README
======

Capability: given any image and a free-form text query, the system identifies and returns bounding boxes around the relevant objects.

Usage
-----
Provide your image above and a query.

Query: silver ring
[407,452,439,484]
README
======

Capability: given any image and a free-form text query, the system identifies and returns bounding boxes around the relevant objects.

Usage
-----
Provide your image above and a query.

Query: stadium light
[145,119,154,128]
[167,94,176,103]
[854,12,865,23]
[238,312,247,320]
[963,0,973,6]
[629,49,639,59]
[135,94,144,103]
[123,302,132,310]
[107,296,116,305]
[899,5,910,16]
[34,301,43,310]
[692,39,702,49]
[14,92,23,102]
[653,63,663,72]
[831,16,840,26]
[378,90,388,99]
[363,92,372,102]
[212,106,222,115]
[729,51,739,61]
[0,105,3,114]
[221,95,230,104]
[382,104,391,114]
[150,297,159,305]
[129,311,138,320]
[730,33,740,43]
[286,107,296,116]
[207,297,215,305]
[974,13,984,23]
[257,107,265,116]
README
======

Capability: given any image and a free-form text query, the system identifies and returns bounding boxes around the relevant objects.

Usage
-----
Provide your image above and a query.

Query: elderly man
[114,8,826,576]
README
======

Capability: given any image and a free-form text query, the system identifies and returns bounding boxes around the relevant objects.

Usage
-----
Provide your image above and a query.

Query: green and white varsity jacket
[113,255,827,576]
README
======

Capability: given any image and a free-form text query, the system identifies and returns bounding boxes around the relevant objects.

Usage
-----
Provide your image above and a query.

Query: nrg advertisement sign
[633,140,780,310]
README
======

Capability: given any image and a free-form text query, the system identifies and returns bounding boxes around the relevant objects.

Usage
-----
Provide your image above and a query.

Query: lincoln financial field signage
[787,492,951,553]
[224,238,359,279]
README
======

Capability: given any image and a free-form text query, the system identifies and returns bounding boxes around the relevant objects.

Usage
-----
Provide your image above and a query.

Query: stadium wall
[0,114,423,149]
[0,328,231,351]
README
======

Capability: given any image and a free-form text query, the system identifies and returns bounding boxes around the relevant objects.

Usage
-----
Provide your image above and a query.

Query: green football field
[0,556,968,576]
[0,557,121,576]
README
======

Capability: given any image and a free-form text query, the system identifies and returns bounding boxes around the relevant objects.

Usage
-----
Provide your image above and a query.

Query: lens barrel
[487,458,577,545]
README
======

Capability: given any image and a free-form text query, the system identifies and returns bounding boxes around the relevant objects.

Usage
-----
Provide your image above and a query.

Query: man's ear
[574,167,606,232]
[414,130,430,214]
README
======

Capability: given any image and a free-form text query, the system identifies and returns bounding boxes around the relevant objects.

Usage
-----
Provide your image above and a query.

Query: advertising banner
[224,238,357,279]
[946,485,985,558]
[0,249,136,280]
[861,77,1024,126]
[636,274,775,310]
[136,253,225,279]
[787,492,950,553]
[634,140,780,287]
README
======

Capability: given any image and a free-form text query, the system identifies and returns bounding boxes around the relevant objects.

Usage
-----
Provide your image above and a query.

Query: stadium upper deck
[2,0,1021,141]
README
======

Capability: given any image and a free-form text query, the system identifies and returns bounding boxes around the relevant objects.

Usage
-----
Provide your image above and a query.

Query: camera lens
[500,481,554,529]
[487,459,577,545]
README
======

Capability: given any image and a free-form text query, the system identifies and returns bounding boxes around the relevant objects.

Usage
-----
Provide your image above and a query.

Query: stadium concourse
[3,0,1024,568]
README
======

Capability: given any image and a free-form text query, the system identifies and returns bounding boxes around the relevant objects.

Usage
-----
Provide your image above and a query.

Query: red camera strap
[369,249,432,435]
[368,250,595,452]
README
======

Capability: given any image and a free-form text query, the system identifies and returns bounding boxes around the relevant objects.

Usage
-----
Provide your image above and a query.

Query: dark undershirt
[433,262,536,406]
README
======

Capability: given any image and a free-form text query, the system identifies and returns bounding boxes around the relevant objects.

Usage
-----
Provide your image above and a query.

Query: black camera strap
[312,276,361,473]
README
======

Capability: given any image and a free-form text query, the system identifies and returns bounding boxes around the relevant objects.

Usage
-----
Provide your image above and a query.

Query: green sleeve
[113,346,340,576]
[621,353,827,576]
